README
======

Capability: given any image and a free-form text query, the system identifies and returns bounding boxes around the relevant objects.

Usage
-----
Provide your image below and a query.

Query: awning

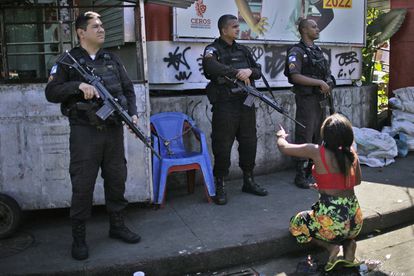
[144,0,196,9]
[117,0,197,9]
[0,0,197,9]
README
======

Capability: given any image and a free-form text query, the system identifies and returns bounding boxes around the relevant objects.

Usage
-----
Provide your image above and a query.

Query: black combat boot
[242,171,268,196]
[109,212,141,243]
[71,219,88,260]
[214,177,227,205]
[294,161,310,189]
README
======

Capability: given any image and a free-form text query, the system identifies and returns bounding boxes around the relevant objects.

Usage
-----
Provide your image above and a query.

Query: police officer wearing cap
[202,14,268,205]
[45,11,140,260]
[284,18,334,189]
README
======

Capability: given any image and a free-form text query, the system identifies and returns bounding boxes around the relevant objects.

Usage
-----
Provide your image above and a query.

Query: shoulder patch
[50,64,58,75]
[204,46,217,57]
[288,55,296,62]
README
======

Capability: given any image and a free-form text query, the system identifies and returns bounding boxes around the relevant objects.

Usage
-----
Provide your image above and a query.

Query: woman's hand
[276,125,289,139]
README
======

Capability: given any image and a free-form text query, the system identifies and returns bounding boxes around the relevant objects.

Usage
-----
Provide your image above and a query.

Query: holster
[206,82,219,104]
[319,98,329,109]
[292,85,316,96]
[76,102,104,126]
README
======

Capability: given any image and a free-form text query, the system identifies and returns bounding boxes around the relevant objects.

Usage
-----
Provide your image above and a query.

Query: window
[0,0,75,83]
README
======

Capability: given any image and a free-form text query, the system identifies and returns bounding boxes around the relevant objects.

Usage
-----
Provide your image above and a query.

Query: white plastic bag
[390,120,414,136]
[358,156,395,167]
[389,97,403,111]
[392,109,414,123]
[352,127,398,167]
[393,87,414,103]
[406,135,414,150]
[392,87,414,113]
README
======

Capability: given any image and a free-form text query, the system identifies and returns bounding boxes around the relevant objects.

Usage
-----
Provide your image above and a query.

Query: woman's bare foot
[327,244,341,262]
[343,239,356,261]
[311,239,341,262]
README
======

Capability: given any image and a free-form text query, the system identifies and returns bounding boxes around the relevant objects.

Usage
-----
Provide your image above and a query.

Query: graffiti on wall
[197,55,204,76]
[263,45,286,78]
[151,41,362,86]
[163,46,192,81]
[335,51,359,79]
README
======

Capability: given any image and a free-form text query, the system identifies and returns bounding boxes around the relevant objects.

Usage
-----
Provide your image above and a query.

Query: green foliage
[374,61,382,72]
[378,77,389,113]
[362,8,406,85]
[362,8,384,85]
[363,8,406,113]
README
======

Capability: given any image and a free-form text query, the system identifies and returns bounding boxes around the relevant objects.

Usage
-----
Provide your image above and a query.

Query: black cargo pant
[69,124,128,220]
[295,93,325,158]
[211,100,257,177]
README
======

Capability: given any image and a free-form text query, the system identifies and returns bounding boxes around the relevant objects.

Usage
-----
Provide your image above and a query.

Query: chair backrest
[150,112,196,157]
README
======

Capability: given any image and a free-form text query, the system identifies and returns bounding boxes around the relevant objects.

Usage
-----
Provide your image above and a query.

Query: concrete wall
[150,85,378,179]
[0,84,152,210]
[0,83,376,209]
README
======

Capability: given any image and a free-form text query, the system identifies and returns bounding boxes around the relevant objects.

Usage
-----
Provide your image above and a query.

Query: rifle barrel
[225,77,305,128]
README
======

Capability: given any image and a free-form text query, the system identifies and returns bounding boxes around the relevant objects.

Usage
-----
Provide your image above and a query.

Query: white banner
[174,0,365,45]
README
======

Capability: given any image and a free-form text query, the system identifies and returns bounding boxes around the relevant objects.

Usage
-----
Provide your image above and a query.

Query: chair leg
[199,162,215,203]
[204,185,213,203]
[157,165,170,207]
[187,170,196,194]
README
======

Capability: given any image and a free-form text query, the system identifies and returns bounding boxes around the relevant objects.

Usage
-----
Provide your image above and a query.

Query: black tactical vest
[285,41,329,96]
[297,41,329,79]
[209,39,252,101]
[218,44,250,70]
[85,54,127,109]
[62,49,125,125]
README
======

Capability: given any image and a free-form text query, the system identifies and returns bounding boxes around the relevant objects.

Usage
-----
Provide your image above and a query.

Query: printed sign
[323,0,352,9]
[174,0,365,45]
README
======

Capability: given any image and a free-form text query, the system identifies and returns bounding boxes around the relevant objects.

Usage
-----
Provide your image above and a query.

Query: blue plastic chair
[150,112,215,206]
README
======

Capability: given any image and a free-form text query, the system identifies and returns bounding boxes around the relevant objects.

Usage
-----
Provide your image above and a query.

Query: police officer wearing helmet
[284,18,334,189]
[45,11,140,260]
[202,14,268,205]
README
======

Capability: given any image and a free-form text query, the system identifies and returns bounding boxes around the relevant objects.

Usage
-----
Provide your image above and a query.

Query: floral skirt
[289,194,363,244]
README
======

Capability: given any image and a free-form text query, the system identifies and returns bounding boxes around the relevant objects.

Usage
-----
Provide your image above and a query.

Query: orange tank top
[312,146,356,190]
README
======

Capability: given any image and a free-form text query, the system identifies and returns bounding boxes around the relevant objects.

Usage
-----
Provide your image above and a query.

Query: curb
[15,205,413,276]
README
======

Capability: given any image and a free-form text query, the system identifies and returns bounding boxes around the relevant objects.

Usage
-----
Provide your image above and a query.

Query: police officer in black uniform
[284,18,334,189]
[202,14,268,205]
[45,12,140,260]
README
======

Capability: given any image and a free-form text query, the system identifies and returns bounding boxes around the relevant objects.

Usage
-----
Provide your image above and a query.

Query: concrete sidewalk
[1,153,413,276]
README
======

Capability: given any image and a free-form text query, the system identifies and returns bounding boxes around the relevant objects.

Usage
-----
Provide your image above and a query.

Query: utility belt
[292,85,322,96]
[64,101,122,127]
[206,77,247,104]
[292,74,326,97]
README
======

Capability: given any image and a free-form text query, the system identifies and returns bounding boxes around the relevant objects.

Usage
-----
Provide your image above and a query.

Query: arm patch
[50,64,58,75]
[288,55,296,62]
[204,46,217,58]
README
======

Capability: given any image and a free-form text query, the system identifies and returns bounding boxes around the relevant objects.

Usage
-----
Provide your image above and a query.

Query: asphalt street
[202,222,414,276]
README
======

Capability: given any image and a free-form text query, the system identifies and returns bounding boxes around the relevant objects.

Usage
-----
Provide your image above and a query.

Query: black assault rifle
[57,51,161,159]
[225,76,306,128]
[325,76,336,115]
